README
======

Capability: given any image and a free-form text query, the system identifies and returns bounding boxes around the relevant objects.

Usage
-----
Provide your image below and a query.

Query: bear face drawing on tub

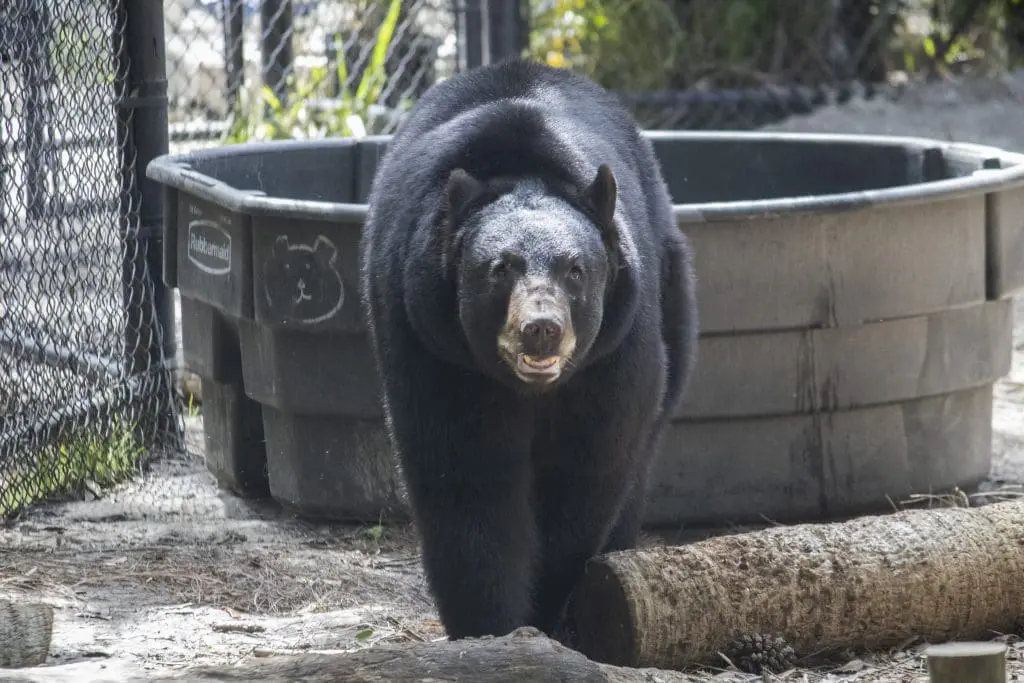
[262,234,345,325]
[359,58,699,644]
[442,166,621,393]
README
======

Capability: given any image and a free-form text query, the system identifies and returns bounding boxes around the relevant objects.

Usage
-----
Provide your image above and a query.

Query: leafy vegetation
[0,418,144,517]
[528,0,1024,92]
[223,0,402,143]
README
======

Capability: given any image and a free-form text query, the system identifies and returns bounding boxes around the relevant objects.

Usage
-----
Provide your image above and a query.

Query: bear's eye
[567,264,584,281]
[491,261,511,280]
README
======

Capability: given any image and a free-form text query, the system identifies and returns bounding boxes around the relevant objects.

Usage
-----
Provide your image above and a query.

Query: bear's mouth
[516,354,561,381]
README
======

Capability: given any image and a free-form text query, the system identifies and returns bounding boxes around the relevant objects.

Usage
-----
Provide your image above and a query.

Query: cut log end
[0,599,54,669]
[572,554,637,667]
[926,641,1007,683]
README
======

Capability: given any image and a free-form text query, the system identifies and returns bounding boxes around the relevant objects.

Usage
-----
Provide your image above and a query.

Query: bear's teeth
[523,355,558,369]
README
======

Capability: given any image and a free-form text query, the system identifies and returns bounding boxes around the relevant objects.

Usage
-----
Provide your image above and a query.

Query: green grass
[0,419,144,517]
[186,392,201,418]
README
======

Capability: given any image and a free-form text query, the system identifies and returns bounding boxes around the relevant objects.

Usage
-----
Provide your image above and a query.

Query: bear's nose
[521,317,563,357]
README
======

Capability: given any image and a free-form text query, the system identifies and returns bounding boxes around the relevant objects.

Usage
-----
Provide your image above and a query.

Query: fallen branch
[571,500,1024,669]
[143,627,697,682]
[0,598,54,669]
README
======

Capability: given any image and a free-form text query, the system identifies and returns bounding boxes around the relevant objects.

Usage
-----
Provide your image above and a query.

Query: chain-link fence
[164,0,1024,147]
[164,0,458,149]
[0,1,180,518]
[3,0,1022,520]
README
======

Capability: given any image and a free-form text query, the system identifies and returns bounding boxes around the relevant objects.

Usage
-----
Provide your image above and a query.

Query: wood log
[571,500,1024,669]
[148,627,697,682]
[0,598,53,668]
[926,642,1007,683]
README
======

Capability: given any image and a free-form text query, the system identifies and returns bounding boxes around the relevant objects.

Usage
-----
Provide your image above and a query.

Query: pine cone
[724,633,797,674]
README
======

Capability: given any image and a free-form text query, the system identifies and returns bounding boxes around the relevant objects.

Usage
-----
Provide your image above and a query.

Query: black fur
[359,58,699,640]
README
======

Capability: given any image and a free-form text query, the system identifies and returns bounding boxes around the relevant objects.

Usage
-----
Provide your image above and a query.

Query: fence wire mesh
[164,0,457,148]
[2,0,1022,520]
[162,0,1024,148]
[0,0,180,518]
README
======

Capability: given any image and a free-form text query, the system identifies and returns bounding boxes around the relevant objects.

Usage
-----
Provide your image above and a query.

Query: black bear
[262,234,345,325]
[359,58,699,641]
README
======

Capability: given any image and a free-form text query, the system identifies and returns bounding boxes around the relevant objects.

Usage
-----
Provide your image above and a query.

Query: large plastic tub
[147,131,1024,528]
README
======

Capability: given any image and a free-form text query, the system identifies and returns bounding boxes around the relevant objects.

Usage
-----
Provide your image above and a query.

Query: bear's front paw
[550,616,580,650]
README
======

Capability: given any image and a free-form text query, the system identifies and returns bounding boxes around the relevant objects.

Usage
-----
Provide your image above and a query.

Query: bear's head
[439,165,622,392]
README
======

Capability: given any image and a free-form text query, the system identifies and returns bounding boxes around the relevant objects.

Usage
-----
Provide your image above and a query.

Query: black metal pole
[116,1,174,393]
[1009,0,1024,67]
[259,0,294,106]
[485,0,528,64]
[455,0,526,71]
[454,0,484,71]
[23,1,55,220]
[325,32,340,98]
[0,331,122,385]
[223,0,245,112]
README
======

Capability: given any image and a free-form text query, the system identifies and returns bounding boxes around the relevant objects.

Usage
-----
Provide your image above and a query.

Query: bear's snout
[520,316,563,357]
[497,279,577,386]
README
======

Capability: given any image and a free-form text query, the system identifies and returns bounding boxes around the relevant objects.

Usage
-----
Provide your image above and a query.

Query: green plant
[224,0,402,143]
[528,0,612,72]
[186,392,200,418]
[528,0,846,92]
[895,0,1019,76]
[364,523,385,542]
[0,418,144,517]
[529,0,1015,92]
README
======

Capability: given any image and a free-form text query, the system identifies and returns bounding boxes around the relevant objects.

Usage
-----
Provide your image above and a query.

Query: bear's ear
[311,235,338,268]
[443,168,486,219]
[439,168,485,280]
[273,235,290,256]
[583,165,621,276]
[584,164,617,227]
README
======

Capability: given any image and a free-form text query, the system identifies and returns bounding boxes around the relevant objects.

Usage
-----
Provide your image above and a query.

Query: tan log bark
[144,627,696,682]
[571,500,1024,669]
[0,598,53,669]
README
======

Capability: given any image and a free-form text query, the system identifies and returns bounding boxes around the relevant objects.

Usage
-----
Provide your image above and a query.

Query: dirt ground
[5,71,1024,682]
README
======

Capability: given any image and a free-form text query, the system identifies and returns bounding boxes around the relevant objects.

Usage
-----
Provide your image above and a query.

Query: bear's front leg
[529,332,666,638]
[375,323,538,640]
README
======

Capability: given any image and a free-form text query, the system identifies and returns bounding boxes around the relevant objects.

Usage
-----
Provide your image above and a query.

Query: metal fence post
[23,1,55,221]
[485,0,528,64]
[260,0,294,106]
[325,32,342,98]
[223,0,245,113]
[454,0,526,72]
[1009,0,1024,66]
[454,0,484,71]
[117,1,174,386]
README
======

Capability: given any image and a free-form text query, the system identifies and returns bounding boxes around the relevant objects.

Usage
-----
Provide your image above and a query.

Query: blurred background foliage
[528,0,1024,93]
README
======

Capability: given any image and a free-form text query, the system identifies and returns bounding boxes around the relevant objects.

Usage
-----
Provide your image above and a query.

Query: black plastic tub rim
[146,131,1024,226]
[658,131,1024,224]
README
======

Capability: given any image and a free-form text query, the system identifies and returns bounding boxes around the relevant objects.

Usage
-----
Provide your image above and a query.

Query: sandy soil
[5,70,1024,681]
